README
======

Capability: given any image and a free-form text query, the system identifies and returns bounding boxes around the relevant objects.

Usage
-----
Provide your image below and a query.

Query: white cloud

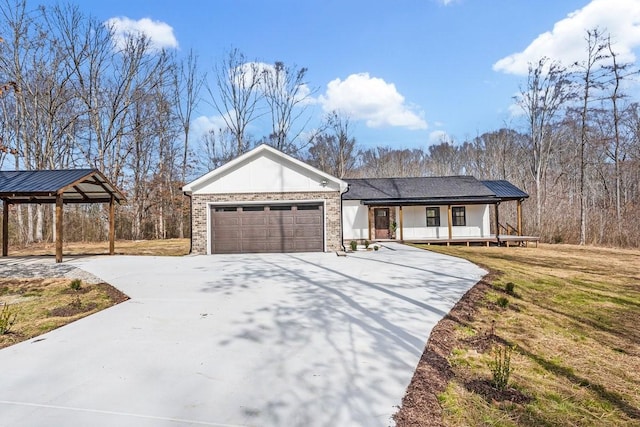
[428,130,452,144]
[192,114,229,141]
[494,0,640,75]
[234,62,315,104]
[318,73,427,130]
[106,17,178,51]
[507,97,526,118]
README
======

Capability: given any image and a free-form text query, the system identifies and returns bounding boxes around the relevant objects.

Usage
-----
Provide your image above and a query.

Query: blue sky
[44,0,640,150]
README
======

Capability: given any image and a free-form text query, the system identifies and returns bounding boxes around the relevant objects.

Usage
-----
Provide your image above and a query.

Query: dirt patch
[393,276,494,426]
[463,379,532,406]
[49,300,98,317]
[94,282,129,305]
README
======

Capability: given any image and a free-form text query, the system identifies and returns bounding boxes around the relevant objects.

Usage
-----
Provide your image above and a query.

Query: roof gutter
[339,183,350,252]
[356,197,500,206]
[182,189,193,255]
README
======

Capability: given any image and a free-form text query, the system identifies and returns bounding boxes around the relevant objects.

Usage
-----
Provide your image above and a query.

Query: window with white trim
[426,207,440,227]
[452,206,466,226]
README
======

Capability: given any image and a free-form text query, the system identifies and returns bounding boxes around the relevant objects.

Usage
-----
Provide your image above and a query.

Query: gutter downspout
[340,184,350,252]
[183,191,193,254]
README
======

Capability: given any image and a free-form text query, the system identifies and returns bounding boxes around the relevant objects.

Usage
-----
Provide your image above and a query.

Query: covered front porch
[349,199,533,246]
[341,176,537,248]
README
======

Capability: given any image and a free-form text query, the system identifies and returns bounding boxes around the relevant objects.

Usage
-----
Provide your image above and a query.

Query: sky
[38,0,640,150]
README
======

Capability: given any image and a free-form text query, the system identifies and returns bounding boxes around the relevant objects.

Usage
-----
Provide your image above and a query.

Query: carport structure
[0,169,125,262]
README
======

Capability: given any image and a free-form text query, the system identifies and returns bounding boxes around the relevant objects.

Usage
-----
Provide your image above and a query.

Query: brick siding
[190,191,343,254]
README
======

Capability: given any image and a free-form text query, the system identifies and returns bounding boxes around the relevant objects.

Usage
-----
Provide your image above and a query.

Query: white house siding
[402,206,440,240]
[342,200,369,240]
[450,204,490,238]
[193,150,340,194]
[343,204,491,241]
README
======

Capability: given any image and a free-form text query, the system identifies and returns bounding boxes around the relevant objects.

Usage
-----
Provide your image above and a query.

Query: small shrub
[349,240,358,251]
[505,282,515,295]
[497,296,509,308]
[490,345,514,390]
[364,240,370,249]
[0,304,17,334]
[69,279,83,291]
[373,245,379,251]
[70,296,82,309]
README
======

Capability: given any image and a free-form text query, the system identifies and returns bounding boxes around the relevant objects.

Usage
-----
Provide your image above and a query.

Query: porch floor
[375,235,540,248]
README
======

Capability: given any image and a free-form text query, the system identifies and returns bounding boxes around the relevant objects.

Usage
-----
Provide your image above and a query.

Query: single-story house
[182,144,530,255]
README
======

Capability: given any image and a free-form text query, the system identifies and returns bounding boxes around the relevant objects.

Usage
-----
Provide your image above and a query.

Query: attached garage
[210,203,324,254]
[183,144,347,255]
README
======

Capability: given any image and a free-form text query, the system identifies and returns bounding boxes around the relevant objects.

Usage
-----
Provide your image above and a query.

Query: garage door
[210,204,324,254]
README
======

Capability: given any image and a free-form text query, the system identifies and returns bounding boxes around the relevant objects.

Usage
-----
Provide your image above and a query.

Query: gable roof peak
[182,144,347,193]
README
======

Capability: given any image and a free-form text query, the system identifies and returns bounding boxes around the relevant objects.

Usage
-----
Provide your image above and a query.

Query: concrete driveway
[0,243,485,427]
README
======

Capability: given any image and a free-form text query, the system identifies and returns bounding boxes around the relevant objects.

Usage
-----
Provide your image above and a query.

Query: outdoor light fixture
[320,179,328,187]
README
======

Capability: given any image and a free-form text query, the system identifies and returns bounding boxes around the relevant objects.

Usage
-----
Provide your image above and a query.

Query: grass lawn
[0,239,189,349]
[0,278,128,349]
[8,238,190,257]
[400,243,640,426]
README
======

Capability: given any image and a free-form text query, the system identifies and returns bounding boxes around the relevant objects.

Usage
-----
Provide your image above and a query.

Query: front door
[374,208,390,239]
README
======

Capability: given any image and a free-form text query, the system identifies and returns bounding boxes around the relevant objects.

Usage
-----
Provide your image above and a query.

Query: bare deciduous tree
[573,28,609,245]
[208,48,263,156]
[173,49,203,238]
[262,61,314,154]
[307,111,357,178]
[517,57,572,234]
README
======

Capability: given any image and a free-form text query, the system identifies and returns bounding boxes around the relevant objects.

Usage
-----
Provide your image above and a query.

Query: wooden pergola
[0,169,126,263]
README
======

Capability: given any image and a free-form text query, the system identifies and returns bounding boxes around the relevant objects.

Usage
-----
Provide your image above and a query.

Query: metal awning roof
[0,169,126,204]
[481,180,529,201]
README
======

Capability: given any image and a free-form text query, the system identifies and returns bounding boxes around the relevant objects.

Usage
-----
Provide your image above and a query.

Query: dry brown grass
[0,278,127,349]
[9,238,190,257]
[415,243,640,426]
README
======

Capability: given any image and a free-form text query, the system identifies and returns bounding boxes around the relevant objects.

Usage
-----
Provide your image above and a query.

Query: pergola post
[2,200,9,257]
[447,205,452,246]
[494,202,501,245]
[55,195,63,263]
[109,195,115,255]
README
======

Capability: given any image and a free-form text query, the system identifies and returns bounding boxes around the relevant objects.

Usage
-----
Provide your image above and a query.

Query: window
[452,206,466,226]
[297,205,320,211]
[215,207,237,212]
[242,206,265,212]
[426,207,440,227]
[269,205,291,211]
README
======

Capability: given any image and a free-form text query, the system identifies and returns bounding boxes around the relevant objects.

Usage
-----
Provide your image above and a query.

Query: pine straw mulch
[393,272,530,426]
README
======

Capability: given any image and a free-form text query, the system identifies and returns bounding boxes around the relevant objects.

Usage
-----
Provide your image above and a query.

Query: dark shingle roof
[0,169,125,203]
[482,180,529,200]
[342,176,528,204]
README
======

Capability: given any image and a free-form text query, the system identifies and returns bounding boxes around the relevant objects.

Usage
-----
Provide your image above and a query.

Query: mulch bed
[94,283,129,305]
[49,283,128,317]
[394,273,506,426]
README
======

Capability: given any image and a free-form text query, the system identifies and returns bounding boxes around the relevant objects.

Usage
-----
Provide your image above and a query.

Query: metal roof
[481,180,529,200]
[0,169,126,204]
[342,176,528,204]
